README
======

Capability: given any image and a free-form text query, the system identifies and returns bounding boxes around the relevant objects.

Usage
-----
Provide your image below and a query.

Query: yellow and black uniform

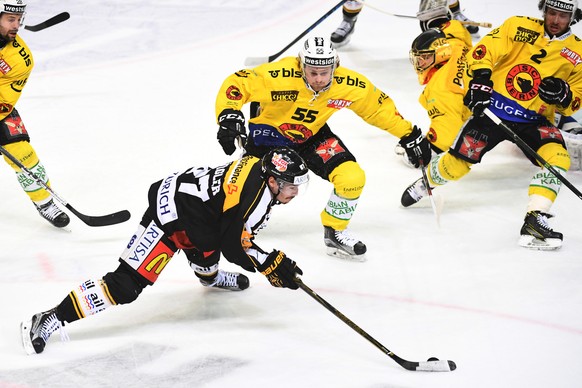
[216,56,413,231]
[418,20,473,152]
[55,156,285,322]
[0,35,54,204]
[427,15,579,211]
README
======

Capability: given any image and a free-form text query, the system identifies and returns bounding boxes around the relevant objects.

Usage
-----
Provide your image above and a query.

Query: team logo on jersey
[315,138,345,163]
[0,59,11,74]
[278,123,312,143]
[514,27,540,44]
[505,64,541,101]
[560,47,582,66]
[427,127,438,144]
[225,85,242,100]
[472,45,487,60]
[271,90,299,102]
[538,125,563,141]
[234,69,251,78]
[0,103,12,113]
[459,133,487,161]
[327,99,352,109]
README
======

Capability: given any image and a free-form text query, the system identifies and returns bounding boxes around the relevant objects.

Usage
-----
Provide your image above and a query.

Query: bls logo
[269,68,301,78]
[334,75,366,88]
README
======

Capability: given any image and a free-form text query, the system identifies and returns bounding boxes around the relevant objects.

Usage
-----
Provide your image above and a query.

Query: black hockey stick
[483,108,582,201]
[296,278,456,372]
[24,12,70,32]
[0,145,131,227]
[244,0,347,66]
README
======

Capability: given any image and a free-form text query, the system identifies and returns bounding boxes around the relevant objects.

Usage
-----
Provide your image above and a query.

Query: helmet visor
[276,174,309,197]
[409,50,436,72]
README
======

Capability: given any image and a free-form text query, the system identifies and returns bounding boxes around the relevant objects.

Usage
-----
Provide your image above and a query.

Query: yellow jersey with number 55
[215,56,413,147]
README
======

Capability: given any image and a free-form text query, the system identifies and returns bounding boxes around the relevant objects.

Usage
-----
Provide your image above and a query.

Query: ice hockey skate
[35,199,70,228]
[401,177,430,207]
[519,211,563,250]
[21,308,67,355]
[199,269,250,291]
[330,15,357,48]
[324,226,366,261]
[452,10,479,37]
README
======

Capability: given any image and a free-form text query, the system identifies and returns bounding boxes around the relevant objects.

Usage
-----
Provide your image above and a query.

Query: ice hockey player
[330,0,479,48]
[0,0,69,227]
[215,36,430,261]
[401,0,582,250]
[21,148,309,354]
[395,0,473,167]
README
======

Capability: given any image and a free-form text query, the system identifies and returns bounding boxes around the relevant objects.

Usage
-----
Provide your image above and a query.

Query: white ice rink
[1,1,582,387]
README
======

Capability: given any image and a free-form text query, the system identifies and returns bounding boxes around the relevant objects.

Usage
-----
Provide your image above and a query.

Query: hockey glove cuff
[257,250,303,290]
[398,126,431,168]
[217,109,247,155]
[464,69,493,116]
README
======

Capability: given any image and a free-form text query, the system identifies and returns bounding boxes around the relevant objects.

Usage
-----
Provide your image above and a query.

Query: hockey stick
[0,145,131,227]
[419,159,441,227]
[23,12,70,32]
[483,108,582,201]
[296,277,456,372]
[356,0,492,27]
[244,0,347,66]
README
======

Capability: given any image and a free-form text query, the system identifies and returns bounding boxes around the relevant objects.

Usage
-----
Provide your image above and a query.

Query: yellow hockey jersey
[0,35,33,120]
[419,20,473,152]
[215,56,413,147]
[467,16,582,123]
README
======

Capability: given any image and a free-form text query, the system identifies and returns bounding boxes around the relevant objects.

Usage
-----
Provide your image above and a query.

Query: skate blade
[20,319,37,355]
[518,235,562,251]
[326,247,367,262]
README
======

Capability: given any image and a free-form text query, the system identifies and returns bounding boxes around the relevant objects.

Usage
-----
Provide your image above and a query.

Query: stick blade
[415,359,456,372]
[24,12,70,32]
[66,205,131,227]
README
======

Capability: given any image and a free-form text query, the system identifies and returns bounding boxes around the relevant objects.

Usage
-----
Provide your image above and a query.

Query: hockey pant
[425,122,570,214]
[0,109,53,204]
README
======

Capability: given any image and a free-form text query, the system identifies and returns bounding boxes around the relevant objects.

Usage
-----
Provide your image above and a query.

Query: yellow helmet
[409,28,452,85]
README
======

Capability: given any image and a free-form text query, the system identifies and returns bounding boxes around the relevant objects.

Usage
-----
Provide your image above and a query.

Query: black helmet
[409,28,452,84]
[261,147,309,185]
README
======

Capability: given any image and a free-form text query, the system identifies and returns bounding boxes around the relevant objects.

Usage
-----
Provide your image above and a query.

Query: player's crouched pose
[21,148,308,355]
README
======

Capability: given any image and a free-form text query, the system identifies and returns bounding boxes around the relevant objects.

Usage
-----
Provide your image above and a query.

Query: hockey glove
[217,109,247,155]
[539,77,572,108]
[257,250,303,290]
[464,69,493,116]
[398,126,431,168]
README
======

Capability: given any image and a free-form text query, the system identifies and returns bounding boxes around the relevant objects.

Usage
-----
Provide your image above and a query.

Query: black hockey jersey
[145,155,275,269]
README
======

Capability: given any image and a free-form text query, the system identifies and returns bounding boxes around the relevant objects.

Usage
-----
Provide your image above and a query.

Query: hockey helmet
[298,36,339,93]
[261,147,309,193]
[409,28,452,85]
[539,0,581,25]
[1,0,26,14]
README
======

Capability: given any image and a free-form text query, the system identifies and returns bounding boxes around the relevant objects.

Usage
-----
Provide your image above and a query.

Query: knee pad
[102,264,148,305]
[538,143,570,171]
[429,152,472,186]
[2,141,37,170]
[328,161,365,200]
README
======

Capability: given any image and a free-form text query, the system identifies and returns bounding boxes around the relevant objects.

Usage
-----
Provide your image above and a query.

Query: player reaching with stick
[21,148,309,354]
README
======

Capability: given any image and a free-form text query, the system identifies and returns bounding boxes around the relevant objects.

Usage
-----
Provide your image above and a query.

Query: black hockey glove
[217,109,247,155]
[398,126,431,168]
[538,77,572,108]
[464,69,493,116]
[257,250,303,290]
